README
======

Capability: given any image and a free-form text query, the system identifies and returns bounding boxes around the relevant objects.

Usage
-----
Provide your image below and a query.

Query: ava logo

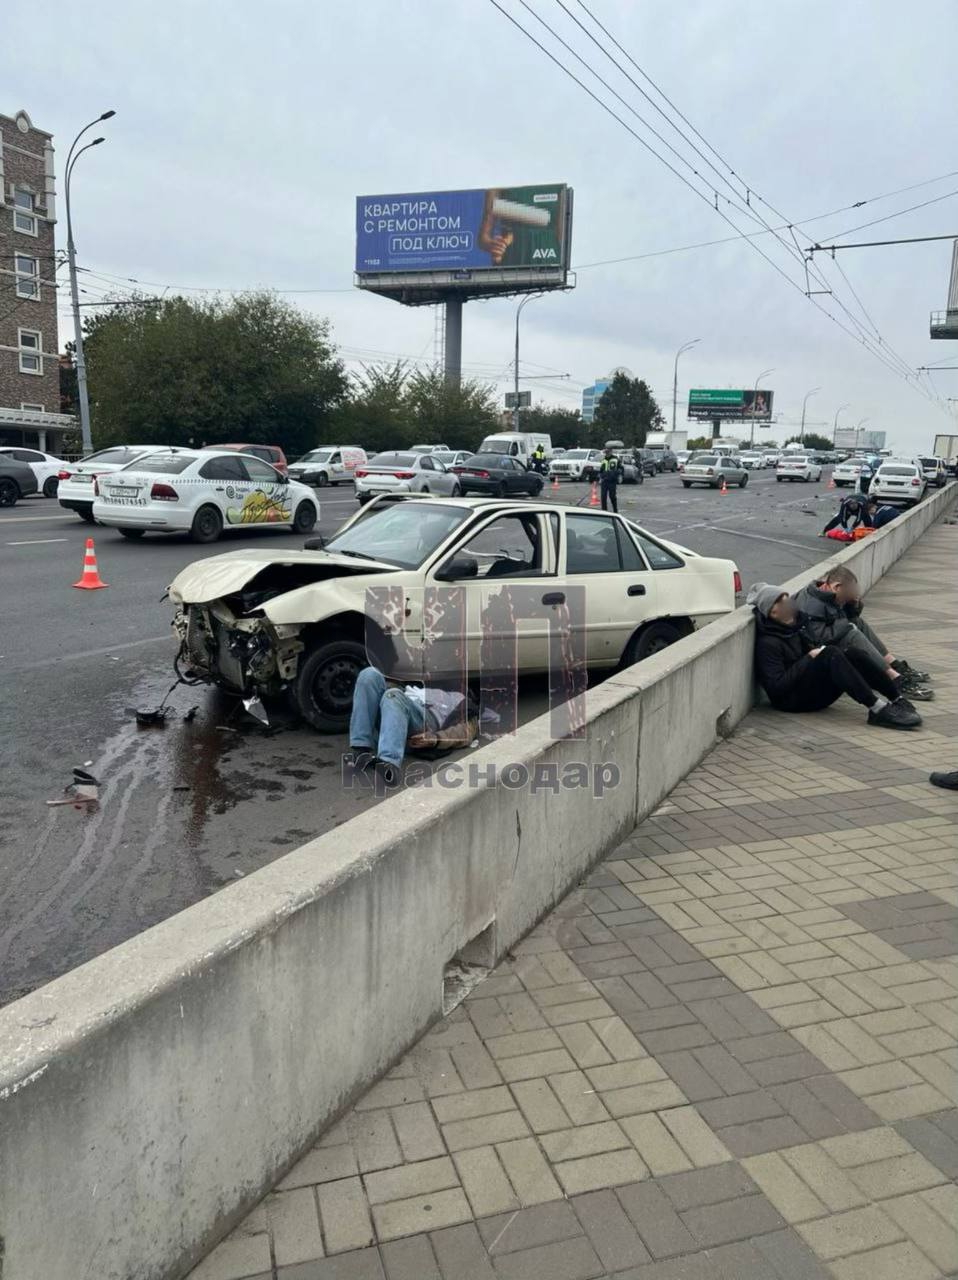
[532,247,557,260]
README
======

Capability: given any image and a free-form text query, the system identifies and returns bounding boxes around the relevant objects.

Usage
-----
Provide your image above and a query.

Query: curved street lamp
[65,111,115,453]
[672,338,701,435]
[832,403,850,445]
[513,293,545,430]
[799,387,822,445]
[749,367,775,446]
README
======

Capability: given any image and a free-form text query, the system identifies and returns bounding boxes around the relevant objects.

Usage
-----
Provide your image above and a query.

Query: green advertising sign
[687,388,774,421]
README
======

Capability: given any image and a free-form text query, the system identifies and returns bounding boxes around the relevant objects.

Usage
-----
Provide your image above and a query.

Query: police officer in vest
[531,442,547,475]
[599,441,623,512]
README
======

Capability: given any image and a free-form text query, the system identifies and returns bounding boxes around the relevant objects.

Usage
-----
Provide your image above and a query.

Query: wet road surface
[1,468,839,1004]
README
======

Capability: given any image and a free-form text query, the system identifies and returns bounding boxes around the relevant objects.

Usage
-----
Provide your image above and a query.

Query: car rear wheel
[190,504,224,544]
[294,637,367,731]
[531,479,544,496]
[623,620,684,666]
[739,474,748,488]
[293,501,317,533]
[497,481,508,497]
[118,528,145,540]
[43,476,59,498]
[451,483,462,496]
[0,478,20,507]
[682,481,691,488]
[776,477,783,483]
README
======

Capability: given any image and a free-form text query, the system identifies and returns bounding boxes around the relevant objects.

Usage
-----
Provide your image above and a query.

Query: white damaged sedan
[92,448,319,543]
[168,494,739,731]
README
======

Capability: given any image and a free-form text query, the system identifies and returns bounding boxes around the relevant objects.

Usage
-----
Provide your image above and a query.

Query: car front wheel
[118,528,145,540]
[190,504,224,544]
[739,474,748,488]
[682,481,691,488]
[0,478,20,507]
[294,637,367,731]
[316,472,329,487]
[43,476,59,497]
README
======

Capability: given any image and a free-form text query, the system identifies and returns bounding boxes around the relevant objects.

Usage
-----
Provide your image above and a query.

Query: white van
[288,446,367,487]
[477,432,552,464]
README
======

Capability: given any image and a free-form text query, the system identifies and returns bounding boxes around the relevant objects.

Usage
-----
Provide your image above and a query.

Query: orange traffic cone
[589,481,600,507]
[827,475,835,490]
[72,537,108,590]
[719,477,728,495]
[550,473,559,491]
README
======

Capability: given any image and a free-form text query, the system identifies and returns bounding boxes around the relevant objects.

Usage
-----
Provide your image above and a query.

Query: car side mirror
[303,534,327,550]
[435,554,479,581]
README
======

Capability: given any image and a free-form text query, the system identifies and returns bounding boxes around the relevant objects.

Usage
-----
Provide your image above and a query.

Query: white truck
[477,432,552,465]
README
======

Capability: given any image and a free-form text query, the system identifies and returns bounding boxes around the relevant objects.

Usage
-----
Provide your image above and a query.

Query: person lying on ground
[344,666,474,787]
[792,565,933,701]
[822,495,901,537]
[747,583,922,731]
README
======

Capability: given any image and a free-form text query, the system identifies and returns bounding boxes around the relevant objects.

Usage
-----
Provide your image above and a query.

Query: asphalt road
[1,467,839,1005]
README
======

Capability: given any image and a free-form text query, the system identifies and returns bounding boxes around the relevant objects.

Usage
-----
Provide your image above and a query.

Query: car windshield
[324,501,471,568]
[368,452,417,468]
[692,455,718,465]
[919,458,938,468]
[786,456,810,463]
[299,449,334,464]
[121,454,196,475]
[465,454,506,467]
[563,450,591,459]
[879,466,915,477]
[81,447,151,465]
[480,440,513,454]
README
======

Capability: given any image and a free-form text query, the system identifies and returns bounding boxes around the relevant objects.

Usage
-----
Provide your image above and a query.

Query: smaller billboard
[835,428,886,451]
[504,391,532,409]
[688,389,774,421]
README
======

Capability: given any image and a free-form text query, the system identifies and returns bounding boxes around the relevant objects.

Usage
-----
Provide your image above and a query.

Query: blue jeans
[349,667,427,766]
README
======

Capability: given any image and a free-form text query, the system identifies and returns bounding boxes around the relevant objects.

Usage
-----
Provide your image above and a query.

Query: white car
[58,445,166,522]
[434,450,475,469]
[776,455,823,483]
[548,448,602,481]
[0,445,67,497]
[410,444,451,455]
[738,451,766,470]
[919,456,947,488]
[168,494,740,731]
[91,449,319,543]
[288,446,367,488]
[762,451,782,466]
[354,451,461,504]
[831,457,873,489]
[869,460,926,506]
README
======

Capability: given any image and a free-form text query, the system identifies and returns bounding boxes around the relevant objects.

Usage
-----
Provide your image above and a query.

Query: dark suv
[651,447,678,473]
[634,448,660,476]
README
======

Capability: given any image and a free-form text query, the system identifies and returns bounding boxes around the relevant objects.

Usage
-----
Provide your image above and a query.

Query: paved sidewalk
[192,523,958,1280]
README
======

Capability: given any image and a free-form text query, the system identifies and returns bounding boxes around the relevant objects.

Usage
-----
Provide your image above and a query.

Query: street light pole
[854,416,870,449]
[672,338,700,438]
[799,386,821,445]
[65,110,115,454]
[750,368,775,446]
[832,403,850,445]
[513,294,542,431]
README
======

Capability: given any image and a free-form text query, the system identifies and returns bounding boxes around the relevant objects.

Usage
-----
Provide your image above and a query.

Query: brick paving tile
[571,1188,652,1271]
[379,1234,441,1280]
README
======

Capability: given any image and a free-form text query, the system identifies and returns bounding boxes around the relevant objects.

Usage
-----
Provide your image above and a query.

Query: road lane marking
[701,525,819,552]
[0,514,79,524]
[10,634,171,673]
[6,537,69,546]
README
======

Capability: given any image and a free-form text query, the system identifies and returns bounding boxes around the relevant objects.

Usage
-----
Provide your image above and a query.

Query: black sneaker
[929,771,958,790]
[893,658,931,682]
[868,699,922,730]
[343,748,376,770]
[374,759,402,788]
[900,684,935,702]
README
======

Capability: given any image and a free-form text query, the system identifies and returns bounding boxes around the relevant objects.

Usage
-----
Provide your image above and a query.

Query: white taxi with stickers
[91,448,319,543]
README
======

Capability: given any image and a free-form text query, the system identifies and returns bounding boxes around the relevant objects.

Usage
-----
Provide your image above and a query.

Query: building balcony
[930,309,958,339]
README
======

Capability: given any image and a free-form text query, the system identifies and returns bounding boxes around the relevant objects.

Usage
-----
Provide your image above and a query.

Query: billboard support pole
[711,417,721,444]
[444,296,463,388]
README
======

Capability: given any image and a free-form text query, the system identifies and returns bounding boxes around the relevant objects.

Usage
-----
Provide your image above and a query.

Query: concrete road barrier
[1,481,954,1280]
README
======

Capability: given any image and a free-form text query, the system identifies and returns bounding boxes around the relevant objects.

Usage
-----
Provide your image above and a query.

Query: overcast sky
[8,0,957,450]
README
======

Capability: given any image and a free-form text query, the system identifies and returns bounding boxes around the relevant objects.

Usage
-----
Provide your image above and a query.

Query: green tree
[84,292,348,456]
[592,373,663,447]
[687,435,712,451]
[402,367,499,450]
[757,438,778,449]
[786,432,831,452]
[330,361,414,453]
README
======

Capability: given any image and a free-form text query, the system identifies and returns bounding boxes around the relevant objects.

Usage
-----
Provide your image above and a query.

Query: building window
[14,254,40,299]
[13,189,38,236]
[18,329,42,374]
[20,403,45,413]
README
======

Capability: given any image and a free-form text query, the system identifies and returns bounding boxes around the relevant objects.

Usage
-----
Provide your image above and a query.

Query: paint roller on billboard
[355,184,569,274]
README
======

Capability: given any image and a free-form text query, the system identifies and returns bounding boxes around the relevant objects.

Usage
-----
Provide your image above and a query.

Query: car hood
[168,548,399,604]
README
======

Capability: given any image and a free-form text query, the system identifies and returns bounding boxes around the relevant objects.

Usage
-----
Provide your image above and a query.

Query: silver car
[680,453,749,489]
[354,451,461,505]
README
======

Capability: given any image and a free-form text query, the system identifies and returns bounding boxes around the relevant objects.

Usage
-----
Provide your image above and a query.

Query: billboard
[835,428,887,451]
[688,388,774,421]
[356,184,570,275]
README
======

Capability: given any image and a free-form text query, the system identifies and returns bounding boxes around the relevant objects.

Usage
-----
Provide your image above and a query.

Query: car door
[198,453,253,523]
[235,455,293,526]
[429,511,559,679]
[557,511,657,666]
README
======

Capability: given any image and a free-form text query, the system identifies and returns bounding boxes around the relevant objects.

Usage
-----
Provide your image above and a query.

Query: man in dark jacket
[747,583,921,730]
[792,567,933,701]
[599,446,622,513]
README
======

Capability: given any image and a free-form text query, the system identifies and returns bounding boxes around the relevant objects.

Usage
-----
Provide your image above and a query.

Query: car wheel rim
[198,510,219,536]
[310,655,363,717]
[0,481,17,506]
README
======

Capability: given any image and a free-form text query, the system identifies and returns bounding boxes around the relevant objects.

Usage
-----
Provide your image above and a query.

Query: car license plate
[104,495,147,505]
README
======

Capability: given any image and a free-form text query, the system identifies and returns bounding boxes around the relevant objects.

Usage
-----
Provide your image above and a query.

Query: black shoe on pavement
[868,699,922,730]
[929,771,958,790]
[374,759,402,788]
[900,684,935,702]
[893,658,931,682]
[343,748,376,770]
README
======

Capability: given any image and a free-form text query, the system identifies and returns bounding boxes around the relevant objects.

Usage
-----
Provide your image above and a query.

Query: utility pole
[750,368,775,446]
[672,338,700,438]
[513,294,542,430]
[65,110,115,453]
[799,387,821,445]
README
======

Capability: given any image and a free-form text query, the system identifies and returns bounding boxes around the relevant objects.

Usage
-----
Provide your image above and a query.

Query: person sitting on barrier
[748,583,922,730]
[792,566,933,701]
[344,666,472,788]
